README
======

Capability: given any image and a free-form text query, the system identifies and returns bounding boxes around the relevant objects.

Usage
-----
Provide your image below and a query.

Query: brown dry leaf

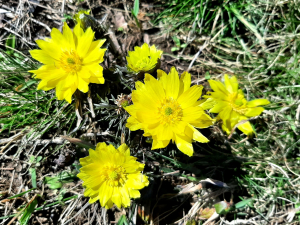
[114,12,128,32]
[15,84,23,92]
[137,11,150,21]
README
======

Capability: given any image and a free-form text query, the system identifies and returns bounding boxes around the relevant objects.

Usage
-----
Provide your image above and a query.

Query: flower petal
[126,116,143,131]
[186,125,209,143]
[177,85,203,109]
[175,134,193,157]
[179,71,191,94]
[209,101,228,113]
[245,107,265,117]
[199,98,216,110]
[165,67,180,99]
[208,79,228,95]
[76,27,95,58]
[29,49,56,65]
[224,74,238,93]
[152,139,170,149]
[237,120,254,136]
[247,99,270,107]
[190,113,214,128]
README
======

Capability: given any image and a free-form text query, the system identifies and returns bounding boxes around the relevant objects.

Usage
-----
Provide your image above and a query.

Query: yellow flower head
[126,43,163,73]
[73,10,90,29]
[29,22,106,103]
[77,142,149,209]
[125,67,214,157]
[201,75,270,136]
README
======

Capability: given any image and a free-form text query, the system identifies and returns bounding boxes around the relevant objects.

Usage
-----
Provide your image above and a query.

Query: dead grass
[1,0,300,224]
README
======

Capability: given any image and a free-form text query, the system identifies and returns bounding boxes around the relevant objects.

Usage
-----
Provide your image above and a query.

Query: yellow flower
[125,67,214,157]
[126,43,163,73]
[29,22,106,103]
[77,142,149,209]
[73,10,90,29]
[201,75,270,136]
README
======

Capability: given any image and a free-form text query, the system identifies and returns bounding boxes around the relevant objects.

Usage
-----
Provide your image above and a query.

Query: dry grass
[1,0,300,224]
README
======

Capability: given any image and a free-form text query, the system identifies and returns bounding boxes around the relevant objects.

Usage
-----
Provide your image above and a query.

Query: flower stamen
[103,165,127,187]
[228,93,247,114]
[58,50,82,74]
[158,98,183,125]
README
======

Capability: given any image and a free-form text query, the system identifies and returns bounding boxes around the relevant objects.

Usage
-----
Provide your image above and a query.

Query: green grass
[154,0,300,223]
[1,0,300,223]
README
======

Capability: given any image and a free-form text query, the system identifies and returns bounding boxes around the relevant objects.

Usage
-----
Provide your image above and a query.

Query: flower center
[135,57,153,71]
[103,165,127,187]
[228,93,247,114]
[158,98,183,125]
[165,107,173,115]
[108,171,118,180]
[58,50,82,74]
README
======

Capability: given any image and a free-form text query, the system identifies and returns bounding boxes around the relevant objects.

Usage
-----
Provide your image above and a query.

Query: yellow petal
[199,98,216,110]
[152,139,170,149]
[247,99,270,107]
[125,105,138,117]
[117,143,130,155]
[157,69,168,91]
[224,74,238,93]
[83,39,106,64]
[76,27,95,58]
[99,183,113,207]
[191,113,214,128]
[73,23,84,39]
[35,40,60,60]
[50,27,70,51]
[78,76,89,93]
[29,50,56,65]
[218,106,233,124]
[155,125,173,140]
[237,120,254,136]
[144,73,166,102]
[129,189,140,198]
[37,80,53,91]
[120,188,131,207]
[208,79,228,95]
[88,196,99,204]
[186,125,209,143]
[79,156,93,167]
[64,88,74,103]
[126,174,149,189]
[245,107,265,117]
[182,106,205,123]
[126,116,143,131]
[165,67,180,99]
[209,101,228,113]
[86,64,104,79]
[177,85,203,109]
[179,71,191,94]
[175,134,193,157]
[77,66,91,79]
[62,22,75,49]
[96,142,107,151]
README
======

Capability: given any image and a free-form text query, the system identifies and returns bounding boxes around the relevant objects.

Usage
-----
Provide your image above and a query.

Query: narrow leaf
[20,198,38,225]
[133,0,139,17]
[29,168,37,188]
[117,215,129,225]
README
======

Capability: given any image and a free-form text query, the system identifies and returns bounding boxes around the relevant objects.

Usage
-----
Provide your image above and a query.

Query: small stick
[87,89,95,118]
[29,18,51,33]
[2,27,35,45]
